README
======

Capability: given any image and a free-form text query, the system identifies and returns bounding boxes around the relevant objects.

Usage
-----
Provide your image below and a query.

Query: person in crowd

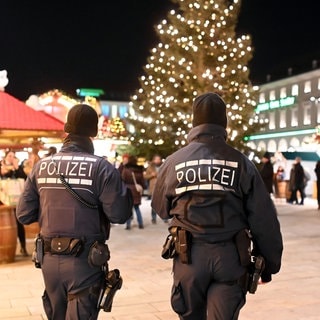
[151,92,283,320]
[21,152,41,177]
[274,165,285,198]
[121,155,145,230]
[287,157,306,205]
[144,154,163,224]
[117,153,129,175]
[259,152,274,195]
[315,160,320,210]
[16,104,133,320]
[43,146,57,158]
[0,150,29,256]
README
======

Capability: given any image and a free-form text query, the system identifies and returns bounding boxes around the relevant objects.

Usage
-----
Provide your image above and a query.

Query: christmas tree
[128,0,262,158]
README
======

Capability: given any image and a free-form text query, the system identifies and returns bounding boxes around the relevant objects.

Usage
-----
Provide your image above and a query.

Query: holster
[161,234,176,259]
[98,269,123,312]
[32,234,44,269]
[234,229,265,294]
[247,255,265,294]
[170,227,192,264]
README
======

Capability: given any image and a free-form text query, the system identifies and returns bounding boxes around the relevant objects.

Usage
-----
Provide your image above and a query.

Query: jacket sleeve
[242,161,283,282]
[97,161,133,224]
[16,172,40,225]
[151,161,172,220]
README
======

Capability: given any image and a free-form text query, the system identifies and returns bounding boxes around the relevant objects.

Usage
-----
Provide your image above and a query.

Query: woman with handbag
[120,155,145,230]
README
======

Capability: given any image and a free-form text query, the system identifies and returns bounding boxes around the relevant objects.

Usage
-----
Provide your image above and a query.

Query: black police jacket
[152,124,283,281]
[16,143,133,241]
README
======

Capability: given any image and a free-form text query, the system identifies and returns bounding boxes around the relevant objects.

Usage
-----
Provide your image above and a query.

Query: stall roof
[0,91,65,148]
[0,91,64,131]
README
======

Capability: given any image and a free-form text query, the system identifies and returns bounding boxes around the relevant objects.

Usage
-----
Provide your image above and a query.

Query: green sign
[76,88,105,97]
[256,96,296,112]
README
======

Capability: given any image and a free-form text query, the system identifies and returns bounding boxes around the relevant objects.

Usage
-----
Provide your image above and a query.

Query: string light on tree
[128,0,262,158]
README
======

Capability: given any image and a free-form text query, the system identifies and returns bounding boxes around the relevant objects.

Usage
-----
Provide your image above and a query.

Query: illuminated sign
[76,88,105,97]
[256,96,296,112]
[244,128,317,141]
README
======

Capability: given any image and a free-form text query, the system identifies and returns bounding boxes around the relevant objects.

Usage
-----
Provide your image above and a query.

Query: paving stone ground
[0,196,319,319]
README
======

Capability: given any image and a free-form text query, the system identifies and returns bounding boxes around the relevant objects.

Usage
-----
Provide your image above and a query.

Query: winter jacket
[260,160,274,193]
[16,142,133,241]
[144,163,161,196]
[152,123,283,282]
[121,164,145,205]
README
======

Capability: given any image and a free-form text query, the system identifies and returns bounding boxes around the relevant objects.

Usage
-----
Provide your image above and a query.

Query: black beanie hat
[64,104,98,137]
[192,92,227,128]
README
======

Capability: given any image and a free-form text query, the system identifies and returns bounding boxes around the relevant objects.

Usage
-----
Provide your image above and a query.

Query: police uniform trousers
[41,243,104,320]
[171,240,246,320]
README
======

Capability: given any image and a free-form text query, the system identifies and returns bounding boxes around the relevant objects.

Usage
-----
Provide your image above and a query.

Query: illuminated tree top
[128,0,261,158]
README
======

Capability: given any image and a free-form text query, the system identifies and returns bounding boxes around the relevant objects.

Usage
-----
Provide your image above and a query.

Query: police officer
[151,93,283,320]
[16,104,133,320]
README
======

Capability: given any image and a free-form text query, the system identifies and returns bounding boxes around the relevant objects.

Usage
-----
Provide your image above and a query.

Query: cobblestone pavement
[0,197,319,319]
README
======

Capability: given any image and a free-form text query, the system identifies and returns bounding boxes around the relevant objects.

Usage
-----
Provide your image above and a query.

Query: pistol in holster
[97,267,123,312]
[234,229,265,294]
[247,255,265,294]
[169,227,192,264]
[32,233,44,269]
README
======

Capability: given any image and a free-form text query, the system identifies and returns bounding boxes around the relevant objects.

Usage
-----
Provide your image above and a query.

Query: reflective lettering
[79,162,87,176]
[211,166,220,182]
[174,158,239,194]
[68,162,79,176]
[186,168,196,183]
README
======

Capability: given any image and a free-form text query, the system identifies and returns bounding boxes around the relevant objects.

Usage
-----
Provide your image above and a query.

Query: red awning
[0,91,66,149]
[0,91,64,131]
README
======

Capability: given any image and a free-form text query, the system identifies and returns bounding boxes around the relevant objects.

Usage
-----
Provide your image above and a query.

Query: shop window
[259,92,265,103]
[269,112,275,130]
[304,81,311,93]
[280,87,286,98]
[291,107,298,127]
[289,137,300,148]
[269,90,276,101]
[101,104,111,117]
[279,110,286,128]
[292,84,299,96]
[302,102,311,125]
[267,140,277,152]
[119,105,129,118]
[278,139,288,152]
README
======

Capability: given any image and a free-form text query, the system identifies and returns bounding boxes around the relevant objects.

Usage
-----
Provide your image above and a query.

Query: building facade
[246,68,320,196]
[247,68,320,154]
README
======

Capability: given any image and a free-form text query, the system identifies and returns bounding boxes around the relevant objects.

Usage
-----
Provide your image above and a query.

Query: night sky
[1,0,320,101]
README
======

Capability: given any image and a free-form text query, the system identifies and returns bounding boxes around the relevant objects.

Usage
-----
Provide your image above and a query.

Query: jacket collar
[187,124,227,143]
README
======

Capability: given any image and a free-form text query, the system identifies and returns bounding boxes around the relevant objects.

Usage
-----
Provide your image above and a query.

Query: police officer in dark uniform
[16,104,133,320]
[152,93,283,320]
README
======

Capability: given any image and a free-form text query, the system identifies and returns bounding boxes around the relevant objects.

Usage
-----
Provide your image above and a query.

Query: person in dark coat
[16,104,133,320]
[259,152,274,194]
[314,161,320,210]
[121,155,145,229]
[288,157,306,205]
[152,92,283,320]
